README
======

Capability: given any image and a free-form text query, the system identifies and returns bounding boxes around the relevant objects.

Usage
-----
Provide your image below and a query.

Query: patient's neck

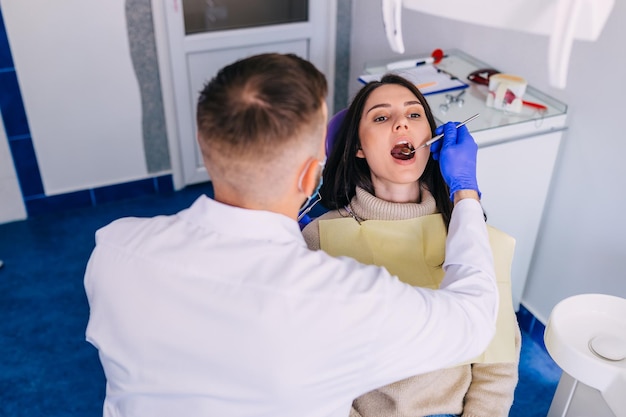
[372,180,421,204]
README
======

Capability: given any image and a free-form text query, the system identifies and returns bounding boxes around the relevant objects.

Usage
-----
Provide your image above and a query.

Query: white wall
[1,0,148,196]
[0,117,26,224]
[349,1,626,322]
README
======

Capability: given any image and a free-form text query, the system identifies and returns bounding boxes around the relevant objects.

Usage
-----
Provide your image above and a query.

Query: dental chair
[323,108,348,157]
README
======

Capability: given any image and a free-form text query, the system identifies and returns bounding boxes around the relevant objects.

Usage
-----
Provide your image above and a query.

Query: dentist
[84,53,498,417]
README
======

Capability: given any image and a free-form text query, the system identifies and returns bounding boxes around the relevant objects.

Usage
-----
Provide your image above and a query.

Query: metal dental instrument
[402,113,480,155]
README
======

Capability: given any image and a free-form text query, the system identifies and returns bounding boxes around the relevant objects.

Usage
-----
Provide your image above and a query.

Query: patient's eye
[373,115,388,123]
[407,108,422,119]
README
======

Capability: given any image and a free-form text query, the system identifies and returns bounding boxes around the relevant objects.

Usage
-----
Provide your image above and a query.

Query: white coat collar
[179,195,305,245]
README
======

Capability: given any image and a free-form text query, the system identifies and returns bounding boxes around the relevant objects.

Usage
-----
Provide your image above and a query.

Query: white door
[157,0,336,186]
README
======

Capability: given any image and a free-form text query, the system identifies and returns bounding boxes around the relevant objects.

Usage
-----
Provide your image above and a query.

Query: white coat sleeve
[356,198,499,389]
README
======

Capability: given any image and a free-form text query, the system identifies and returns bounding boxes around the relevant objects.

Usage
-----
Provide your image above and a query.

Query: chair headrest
[325,108,347,156]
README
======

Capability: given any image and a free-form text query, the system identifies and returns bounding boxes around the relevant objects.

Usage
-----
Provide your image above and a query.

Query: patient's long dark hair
[320,74,454,229]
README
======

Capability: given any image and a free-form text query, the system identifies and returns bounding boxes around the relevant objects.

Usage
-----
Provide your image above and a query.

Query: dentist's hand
[431,122,481,202]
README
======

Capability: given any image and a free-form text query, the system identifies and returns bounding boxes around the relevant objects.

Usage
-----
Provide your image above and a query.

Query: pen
[386,58,431,70]
[386,56,439,70]
[403,113,480,155]
[386,49,448,70]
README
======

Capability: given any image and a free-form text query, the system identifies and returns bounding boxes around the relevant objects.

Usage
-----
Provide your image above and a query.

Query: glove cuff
[449,186,481,202]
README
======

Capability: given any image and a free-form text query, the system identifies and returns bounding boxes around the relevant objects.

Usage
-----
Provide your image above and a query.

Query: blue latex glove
[431,122,481,201]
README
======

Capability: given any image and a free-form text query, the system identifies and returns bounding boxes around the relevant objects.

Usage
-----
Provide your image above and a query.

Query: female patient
[302,74,521,417]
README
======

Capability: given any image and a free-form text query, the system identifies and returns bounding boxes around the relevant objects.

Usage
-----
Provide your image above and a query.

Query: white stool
[544,293,626,417]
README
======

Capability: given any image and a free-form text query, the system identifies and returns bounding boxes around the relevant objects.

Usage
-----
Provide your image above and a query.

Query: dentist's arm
[433,120,498,349]
[431,122,481,202]
[453,189,480,204]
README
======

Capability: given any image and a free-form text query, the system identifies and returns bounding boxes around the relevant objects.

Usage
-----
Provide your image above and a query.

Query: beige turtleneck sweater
[302,187,521,417]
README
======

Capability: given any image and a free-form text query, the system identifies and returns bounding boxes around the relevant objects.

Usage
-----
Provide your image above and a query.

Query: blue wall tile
[93,178,156,205]
[1,5,44,216]
[8,137,44,197]
[516,304,535,334]
[155,174,174,194]
[21,174,175,218]
[0,70,29,138]
[25,190,92,217]
[517,304,550,353]
[0,7,14,70]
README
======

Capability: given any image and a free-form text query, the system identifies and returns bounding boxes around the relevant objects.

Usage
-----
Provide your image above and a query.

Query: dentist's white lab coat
[84,195,497,417]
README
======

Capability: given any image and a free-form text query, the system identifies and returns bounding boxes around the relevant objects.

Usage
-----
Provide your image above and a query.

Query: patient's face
[357,84,431,192]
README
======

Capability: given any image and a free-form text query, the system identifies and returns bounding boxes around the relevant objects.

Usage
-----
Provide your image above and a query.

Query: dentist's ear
[297,158,321,197]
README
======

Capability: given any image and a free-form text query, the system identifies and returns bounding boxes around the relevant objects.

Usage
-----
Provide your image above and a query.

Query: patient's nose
[394,117,408,130]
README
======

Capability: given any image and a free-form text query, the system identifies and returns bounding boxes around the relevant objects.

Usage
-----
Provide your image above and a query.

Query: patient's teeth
[391,143,415,160]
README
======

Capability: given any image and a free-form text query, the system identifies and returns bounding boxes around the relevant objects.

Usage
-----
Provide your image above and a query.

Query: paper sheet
[320,214,517,364]
[359,64,468,96]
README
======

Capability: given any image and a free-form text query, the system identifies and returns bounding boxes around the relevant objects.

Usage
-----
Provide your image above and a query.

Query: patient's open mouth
[391,142,415,160]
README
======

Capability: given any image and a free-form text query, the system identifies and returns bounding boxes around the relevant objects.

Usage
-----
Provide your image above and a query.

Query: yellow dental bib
[319,214,517,364]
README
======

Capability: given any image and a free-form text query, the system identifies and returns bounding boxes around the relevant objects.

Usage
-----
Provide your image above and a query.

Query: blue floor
[0,181,562,416]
